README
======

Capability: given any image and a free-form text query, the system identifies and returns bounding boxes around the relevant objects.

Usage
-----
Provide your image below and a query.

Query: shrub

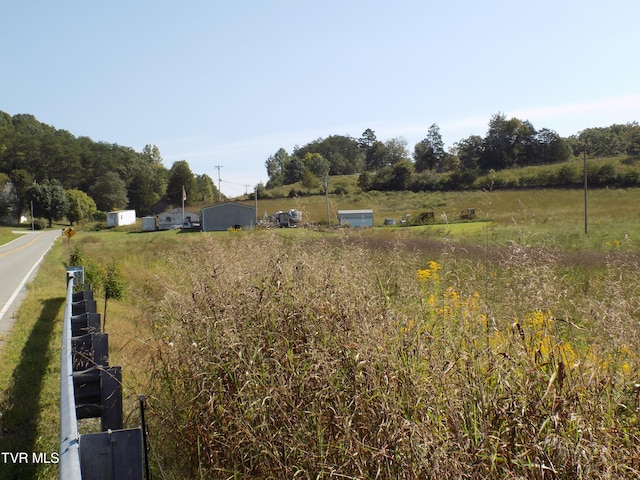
[104,259,125,300]
[332,182,350,196]
[33,218,47,230]
[557,162,581,185]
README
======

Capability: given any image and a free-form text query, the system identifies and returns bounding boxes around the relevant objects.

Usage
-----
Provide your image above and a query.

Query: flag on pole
[182,186,186,226]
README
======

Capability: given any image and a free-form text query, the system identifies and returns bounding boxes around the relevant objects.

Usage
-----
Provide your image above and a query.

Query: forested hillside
[0,111,221,224]
[263,114,640,193]
[1,110,639,226]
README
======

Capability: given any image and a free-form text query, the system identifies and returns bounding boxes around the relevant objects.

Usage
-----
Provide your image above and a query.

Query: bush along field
[136,228,640,479]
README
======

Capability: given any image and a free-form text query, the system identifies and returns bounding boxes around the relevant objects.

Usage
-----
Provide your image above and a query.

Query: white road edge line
[0,232,59,323]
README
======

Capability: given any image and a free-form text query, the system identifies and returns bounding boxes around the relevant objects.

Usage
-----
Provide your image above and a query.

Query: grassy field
[1,188,640,479]
[0,227,24,246]
[244,187,640,250]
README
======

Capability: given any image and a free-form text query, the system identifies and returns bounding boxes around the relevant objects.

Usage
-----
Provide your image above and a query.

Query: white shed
[142,216,158,231]
[106,210,136,227]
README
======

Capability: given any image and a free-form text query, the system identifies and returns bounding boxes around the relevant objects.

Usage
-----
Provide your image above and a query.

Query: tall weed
[141,232,640,479]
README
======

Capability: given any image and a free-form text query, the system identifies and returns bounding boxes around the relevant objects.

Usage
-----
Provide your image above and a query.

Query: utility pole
[324,175,331,226]
[583,144,588,235]
[254,185,258,224]
[214,165,223,195]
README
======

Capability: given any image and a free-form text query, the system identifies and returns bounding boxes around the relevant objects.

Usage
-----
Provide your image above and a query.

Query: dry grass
[4,189,640,479]
[135,230,640,479]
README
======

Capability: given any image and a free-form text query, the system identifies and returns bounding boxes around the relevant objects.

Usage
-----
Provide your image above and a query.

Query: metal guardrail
[59,267,147,480]
[59,270,82,478]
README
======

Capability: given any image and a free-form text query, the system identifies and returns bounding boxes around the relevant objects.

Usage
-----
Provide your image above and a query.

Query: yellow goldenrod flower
[417,269,432,282]
[622,362,631,377]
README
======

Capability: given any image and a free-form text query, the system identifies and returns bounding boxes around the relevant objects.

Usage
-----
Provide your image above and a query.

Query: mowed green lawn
[249,187,640,249]
[0,227,23,246]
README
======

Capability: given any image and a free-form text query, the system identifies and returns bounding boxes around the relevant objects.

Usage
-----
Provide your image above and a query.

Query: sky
[2,1,639,197]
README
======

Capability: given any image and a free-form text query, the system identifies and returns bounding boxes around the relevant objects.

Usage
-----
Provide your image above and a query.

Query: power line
[220,179,247,186]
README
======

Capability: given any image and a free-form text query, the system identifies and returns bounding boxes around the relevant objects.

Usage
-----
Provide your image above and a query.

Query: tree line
[0,111,222,226]
[264,114,640,192]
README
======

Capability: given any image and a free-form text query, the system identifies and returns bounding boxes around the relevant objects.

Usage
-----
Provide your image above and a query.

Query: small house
[337,209,373,227]
[106,210,136,227]
[157,208,200,230]
[200,202,256,231]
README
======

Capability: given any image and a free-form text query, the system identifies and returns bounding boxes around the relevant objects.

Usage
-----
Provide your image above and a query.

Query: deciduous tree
[27,179,69,227]
[414,124,445,172]
[452,135,483,171]
[166,160,196,206]
[66,189,97,225]
[90,171,128,211]
[303,152,330,179]
[283,156,305,184]
[265,148,290,187]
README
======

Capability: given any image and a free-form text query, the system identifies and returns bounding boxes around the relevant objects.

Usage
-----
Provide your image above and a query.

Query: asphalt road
[0,229,61,340]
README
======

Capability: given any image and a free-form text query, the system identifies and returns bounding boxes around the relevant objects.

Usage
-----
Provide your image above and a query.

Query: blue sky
[2,1,639,197]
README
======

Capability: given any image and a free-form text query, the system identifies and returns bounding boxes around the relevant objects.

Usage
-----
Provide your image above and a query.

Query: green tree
[481,113,526,171]
[303,152,330,179]
[388,159,414,190]
[576,126,626,157]
[301,169,321,191]
[365,141,389,170]
[414,124,446,172]
[512,120,537,166]
[358,128,377,151]
[358,129,389,170]
[142,144,164,165]
[0,173,11,220]
[452,135,483,171]
[123,145,167,214]
[385,137,410,165]
[293,135,364,175]
[253,182,267,199]
[536,128,571,164]
[194,174,220,202]
[8,169,33,218]
[628,128,640,156]
[283,156,305,184]
[166,160,196,206]
[265,148,290,187]
[128,167,161,215]
[358,171,372,191]
[66,189,97,225]
[27,179,69,227]
[90,171,128,211]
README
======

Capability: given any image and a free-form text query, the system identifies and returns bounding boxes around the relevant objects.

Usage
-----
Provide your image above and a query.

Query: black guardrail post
[62,265,145,479]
